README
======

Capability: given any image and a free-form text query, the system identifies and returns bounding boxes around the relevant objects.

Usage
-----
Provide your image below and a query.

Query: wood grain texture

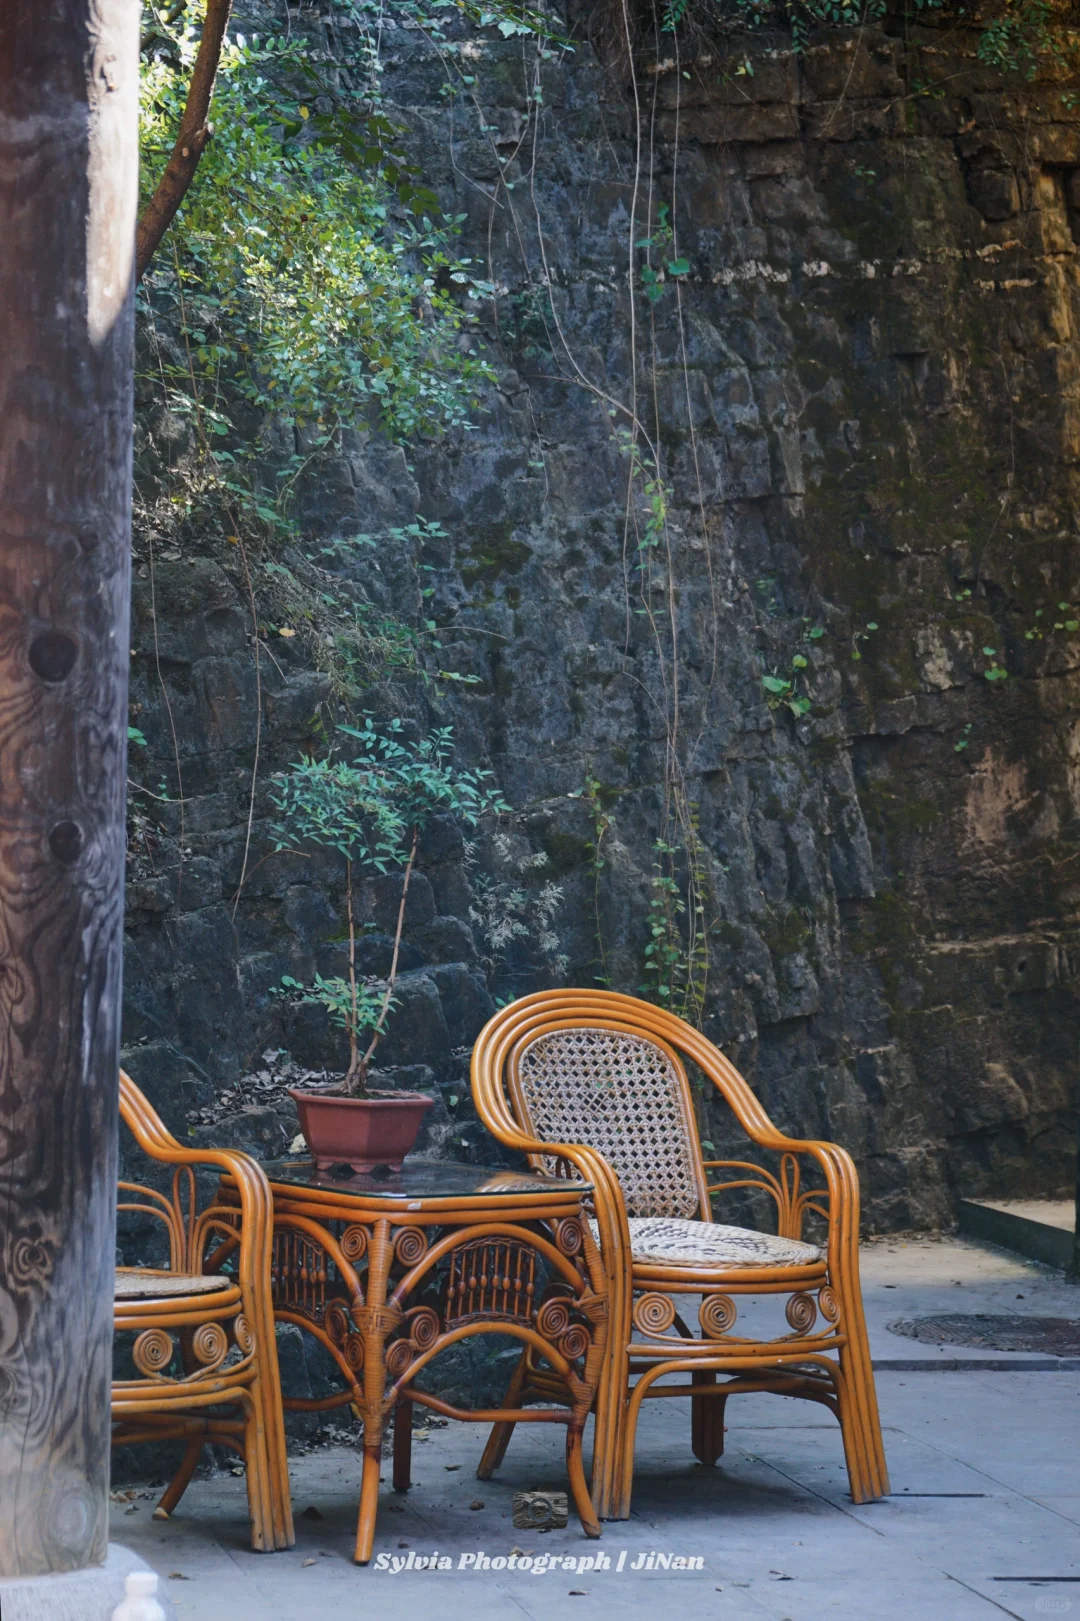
[0,0,138,1578]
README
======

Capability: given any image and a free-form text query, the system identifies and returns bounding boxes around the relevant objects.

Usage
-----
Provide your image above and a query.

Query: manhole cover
[887,1315,1080,1355]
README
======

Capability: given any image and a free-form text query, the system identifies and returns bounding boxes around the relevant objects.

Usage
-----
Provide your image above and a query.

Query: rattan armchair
[471,991,889,1520]
[112,1071,293,1550]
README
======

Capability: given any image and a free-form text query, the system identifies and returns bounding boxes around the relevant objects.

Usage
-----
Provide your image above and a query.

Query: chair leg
[691,1373,726,1466]
[838,1299,890,1502]
[610,1386,642,1521]
[476,1349,528,1480]
[240,1391,279,1554]
[251,1334,295,1550]
[589,1336,631,1521]
[250,1369,294,1551]
[393,1396,412,1492]
[833,1356,874,1504]
[153,1437,203,1519]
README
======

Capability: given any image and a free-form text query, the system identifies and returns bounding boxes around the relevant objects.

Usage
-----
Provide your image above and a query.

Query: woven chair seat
[614,1216,823,1270]
[115,1269,233,1300]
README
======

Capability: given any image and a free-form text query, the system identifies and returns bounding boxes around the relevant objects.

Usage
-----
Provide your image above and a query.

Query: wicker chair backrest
[511,1024,704,1219]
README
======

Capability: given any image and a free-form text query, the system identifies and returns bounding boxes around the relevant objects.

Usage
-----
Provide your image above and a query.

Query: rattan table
[253,1157,609,1563]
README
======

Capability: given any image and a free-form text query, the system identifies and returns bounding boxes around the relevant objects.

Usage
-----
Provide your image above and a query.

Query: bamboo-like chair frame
[113,1072,294,1550]
[470,991,889,1520]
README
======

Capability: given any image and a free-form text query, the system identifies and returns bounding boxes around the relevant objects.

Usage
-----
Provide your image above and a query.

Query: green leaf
[761,675,789,694]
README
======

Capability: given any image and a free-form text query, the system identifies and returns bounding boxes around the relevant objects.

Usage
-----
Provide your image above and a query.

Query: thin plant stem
[344,856,361,1090]
[359,827,419,1082]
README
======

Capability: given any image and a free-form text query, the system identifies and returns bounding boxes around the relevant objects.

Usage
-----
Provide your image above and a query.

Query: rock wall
[122,5,1080,1232]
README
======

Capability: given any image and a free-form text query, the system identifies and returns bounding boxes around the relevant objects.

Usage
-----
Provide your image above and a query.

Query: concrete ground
[113,1235,1080,1621]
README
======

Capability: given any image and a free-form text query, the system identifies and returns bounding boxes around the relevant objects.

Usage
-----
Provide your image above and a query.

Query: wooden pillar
[0,0,139,1578]
[1073,1089,1079,1277]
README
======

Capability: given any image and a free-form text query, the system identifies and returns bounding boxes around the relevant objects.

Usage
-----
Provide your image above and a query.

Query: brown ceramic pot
[288,1087,434,1173]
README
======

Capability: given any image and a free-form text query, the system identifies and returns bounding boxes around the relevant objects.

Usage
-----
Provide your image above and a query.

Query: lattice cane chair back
[508,1020,711,1221]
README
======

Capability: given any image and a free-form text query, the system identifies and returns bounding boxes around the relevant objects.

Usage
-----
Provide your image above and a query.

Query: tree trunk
[135,0,233,281]
[0,0,138,1579]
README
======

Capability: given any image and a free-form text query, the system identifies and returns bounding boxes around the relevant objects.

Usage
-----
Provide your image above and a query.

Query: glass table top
[261,1157,591,1201]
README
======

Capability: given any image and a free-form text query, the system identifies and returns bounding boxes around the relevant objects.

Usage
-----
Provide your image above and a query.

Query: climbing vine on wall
[130,0,563,926]
[131,0,1080,1029]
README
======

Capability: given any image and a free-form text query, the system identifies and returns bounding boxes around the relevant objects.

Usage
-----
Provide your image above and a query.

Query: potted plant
[270,717,504,1171]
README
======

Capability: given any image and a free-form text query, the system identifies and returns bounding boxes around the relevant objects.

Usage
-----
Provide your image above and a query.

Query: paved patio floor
[113,1235,1080,1621]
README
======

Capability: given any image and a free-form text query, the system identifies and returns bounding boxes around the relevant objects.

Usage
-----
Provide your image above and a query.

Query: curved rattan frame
[245,1170,609,1563]
[471,991,889,1520]
[113,1072,293,1551]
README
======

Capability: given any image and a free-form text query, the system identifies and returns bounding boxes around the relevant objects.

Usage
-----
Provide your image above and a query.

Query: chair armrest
[631,1022,862,1256]
[702,1157,834,1240]
[119,1072,274,1302]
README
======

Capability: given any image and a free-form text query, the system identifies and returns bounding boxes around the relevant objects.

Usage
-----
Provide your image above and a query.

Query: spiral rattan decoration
[632,1292,676,1335]
[536,1297,572,1339]
[344,1333,365,1373]
[133,1328,174,1377]
[192,1321,229,1367]
[341,1224,368,1262]
[409,1307,440,1351]
[698,1293,738,1338]
[385,1337,414,1378]
[554,1217,583,1256]
[394,1226,427,1266]
[559,1324,590,1361]
[233,1315,255,1355]
[818,1285,841,1323]
[325,1302,351,1346]
[785,1292,817,1334]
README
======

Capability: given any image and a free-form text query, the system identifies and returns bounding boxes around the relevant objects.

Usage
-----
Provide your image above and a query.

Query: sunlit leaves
[138,16,493,437]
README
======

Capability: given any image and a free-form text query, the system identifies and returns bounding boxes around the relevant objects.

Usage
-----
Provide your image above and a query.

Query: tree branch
[135,0,233,282]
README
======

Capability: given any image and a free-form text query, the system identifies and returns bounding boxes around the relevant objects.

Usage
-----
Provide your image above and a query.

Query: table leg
[393,1395,412,1492]
[477,1348,527,1480]
[566,1418,601,1539]
[354,1218,393,1565]
[356,1444,382,1565]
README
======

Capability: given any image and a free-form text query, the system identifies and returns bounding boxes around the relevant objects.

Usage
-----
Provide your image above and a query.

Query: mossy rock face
[458,536,533,594]
[541,829,594,875]
[125,2,1080,1277]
